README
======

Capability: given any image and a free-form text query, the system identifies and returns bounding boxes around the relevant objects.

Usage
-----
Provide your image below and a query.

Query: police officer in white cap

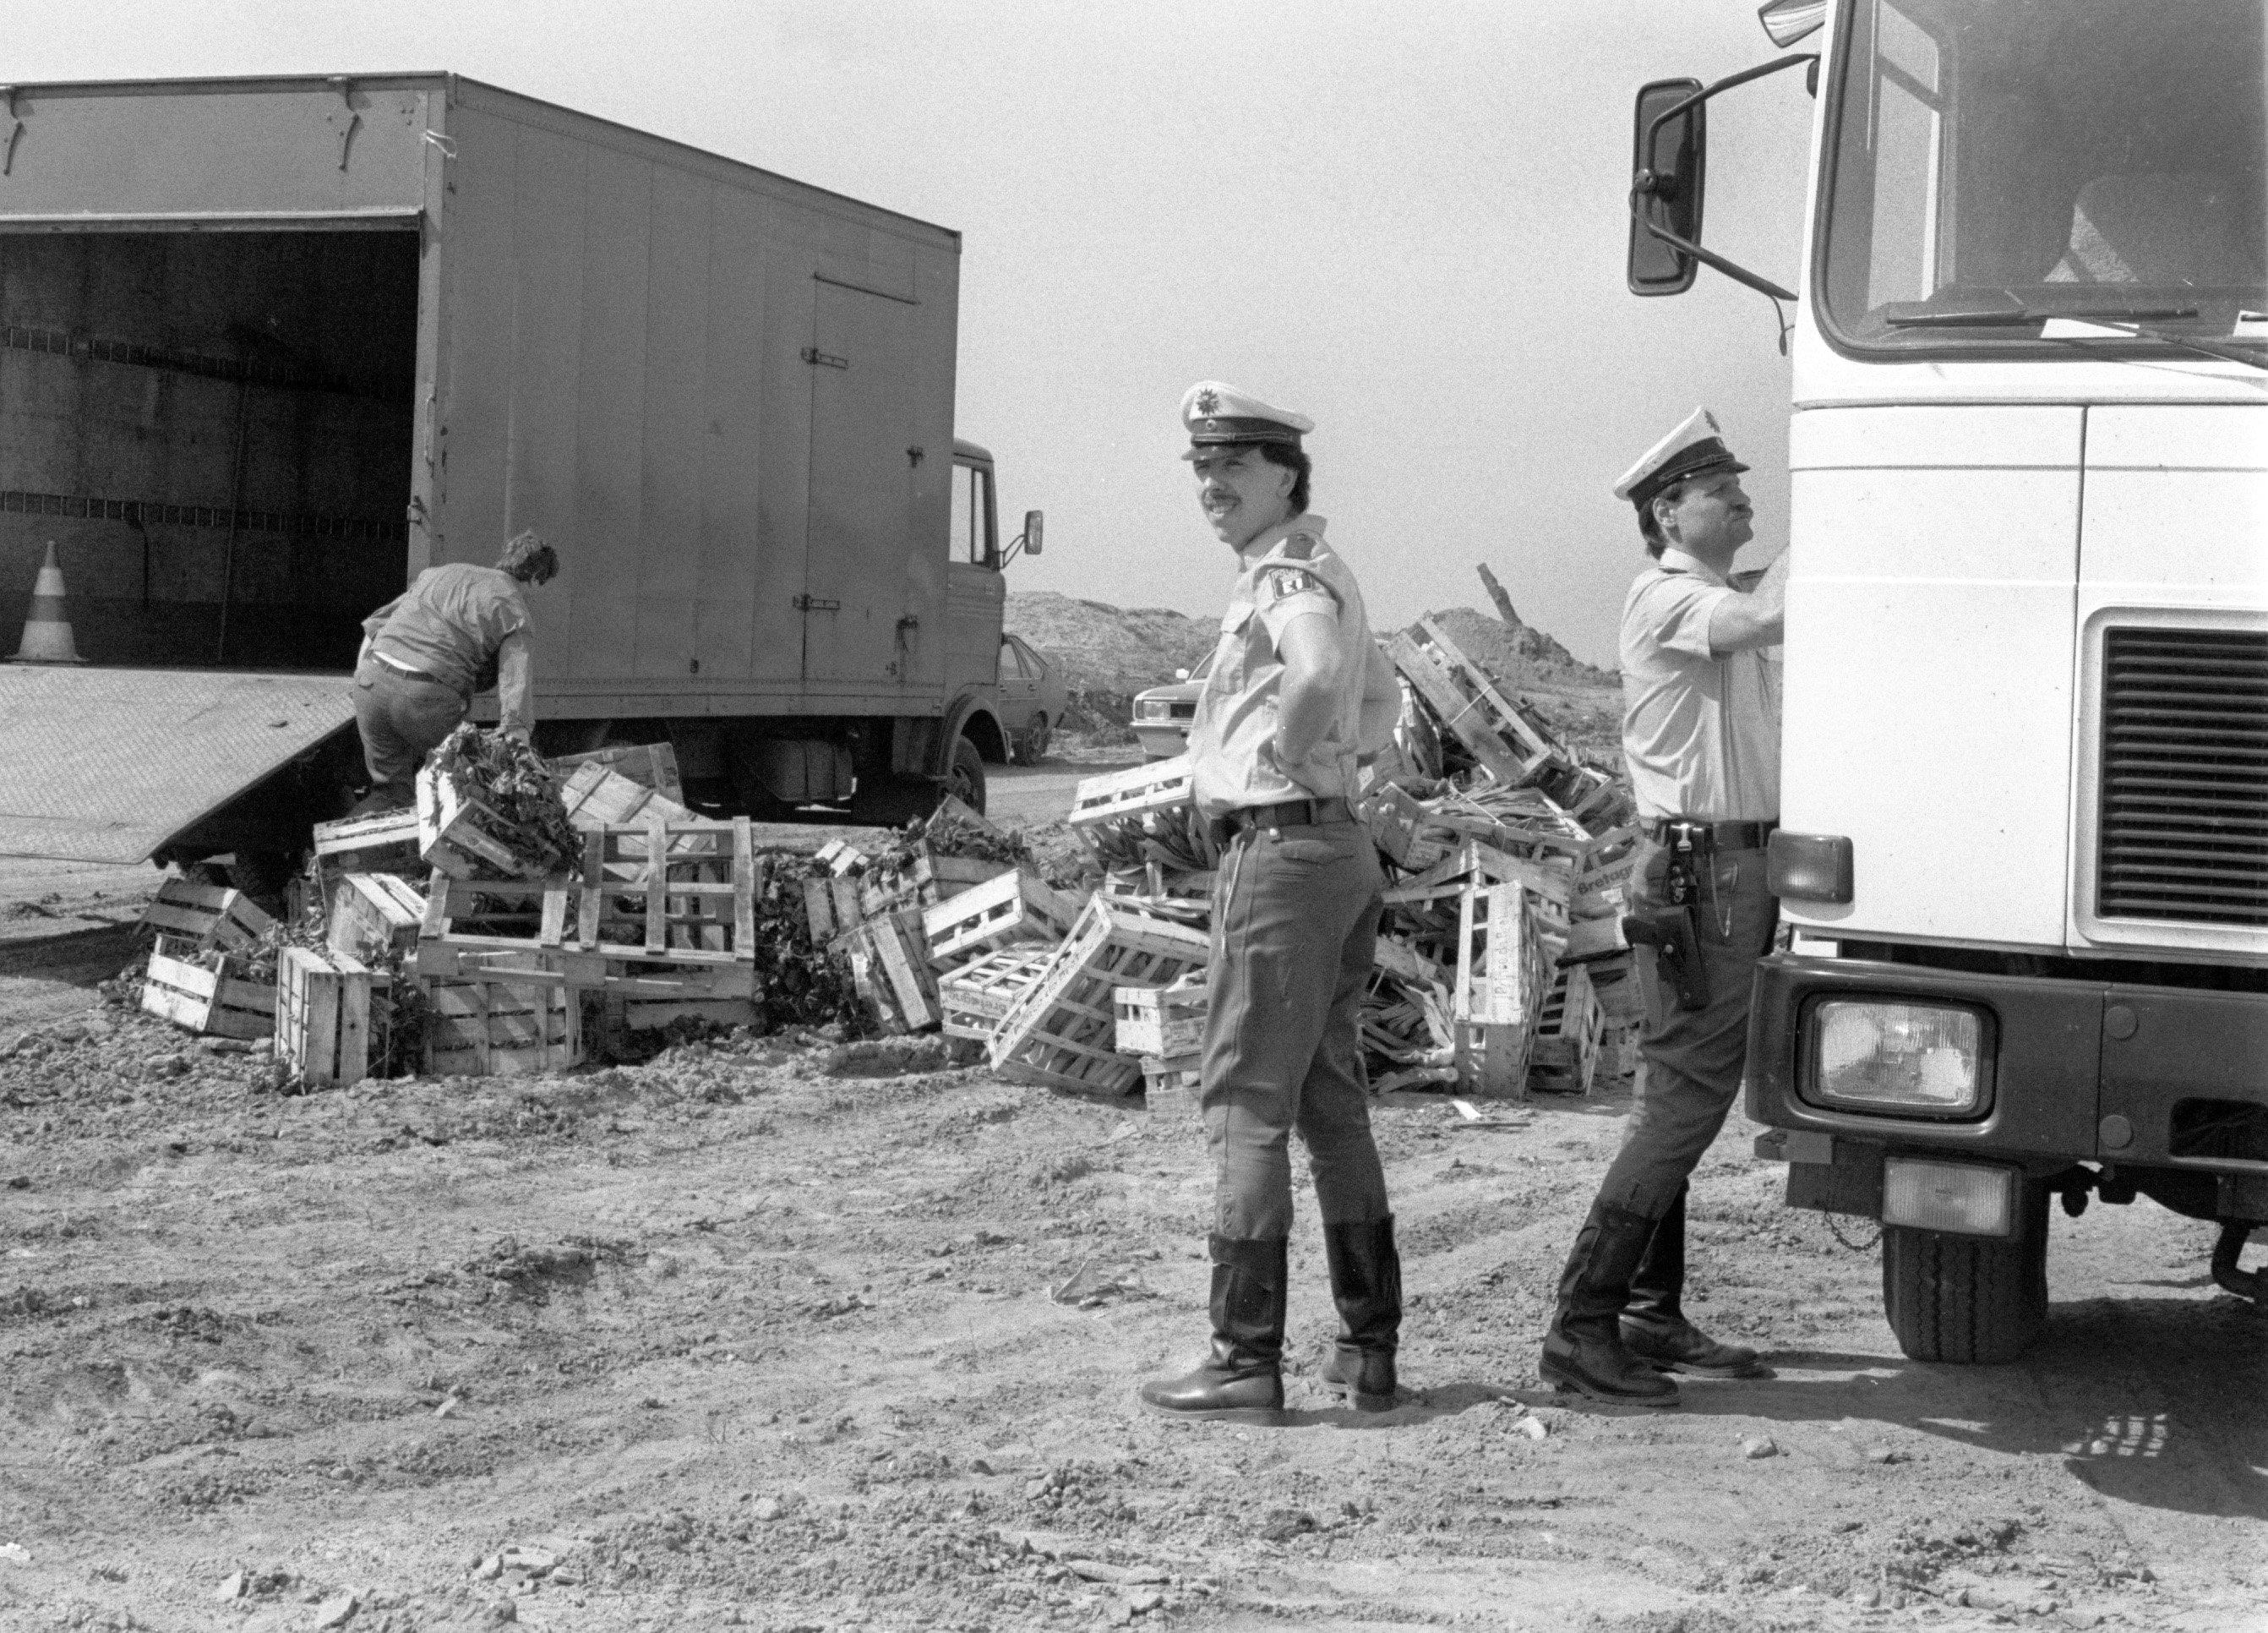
[1139,382,1407,1423]
[1539,407,1788,1406]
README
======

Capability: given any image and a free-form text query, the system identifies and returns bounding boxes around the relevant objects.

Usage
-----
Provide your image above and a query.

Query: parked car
[995,635,1068,764]
[1131,651,1216,761]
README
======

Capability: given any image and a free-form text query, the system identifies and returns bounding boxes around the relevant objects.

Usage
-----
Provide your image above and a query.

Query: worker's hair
[1637,483,1687,558]
[1256,442,1312,516]
[497,531,559,584]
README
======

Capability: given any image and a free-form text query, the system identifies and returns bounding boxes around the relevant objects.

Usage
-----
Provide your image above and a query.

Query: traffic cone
[11,541,86,664]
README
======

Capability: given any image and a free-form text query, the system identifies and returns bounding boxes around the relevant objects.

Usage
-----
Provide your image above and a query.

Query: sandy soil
[1,787,2263,1633]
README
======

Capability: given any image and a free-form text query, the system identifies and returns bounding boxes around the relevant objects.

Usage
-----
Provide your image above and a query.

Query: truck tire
[948,736,987,814]
[1882,1177,2049,1363]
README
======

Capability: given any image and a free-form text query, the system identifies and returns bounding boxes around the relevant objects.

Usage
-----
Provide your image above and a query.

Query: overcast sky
[13,2,1814,667]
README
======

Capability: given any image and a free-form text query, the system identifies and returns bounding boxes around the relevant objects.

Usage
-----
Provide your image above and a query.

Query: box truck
[1627,0,2265,1358]
[0,74,1041,880]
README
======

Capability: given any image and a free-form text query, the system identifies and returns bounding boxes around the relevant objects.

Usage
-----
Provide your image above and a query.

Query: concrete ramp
[0,668,354,864]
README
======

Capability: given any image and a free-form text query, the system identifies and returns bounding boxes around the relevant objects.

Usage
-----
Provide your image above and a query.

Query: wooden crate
[140,937,275,1040]
[1358,781,1453,872]
[842,906,939,1033]
[990,900,1209,1096]
[1389,619,1568,789]
[326,872,427,963]
[859,847,1011,920]
[601,991,759,1033]
[423,972,581,1077]
[937,948,1055,1040]
[1115,975,1208,1058]
[1068,755,1194,829]
[310,808,423,871]
[801,874,866,944]
[1451,882,1552,1098]
[557,760,692,832]
[548,741,684,802]
[1528,964,1606,1096]
[923,869,1080,970]
[1142,1052,1204,1112]
[277,946,379,1086]
[1099,865,1215,926]
[138,877,277,955]
[414,765,559,882]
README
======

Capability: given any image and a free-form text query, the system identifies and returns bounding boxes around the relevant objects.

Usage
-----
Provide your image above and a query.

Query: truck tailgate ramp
[0,669,355,864]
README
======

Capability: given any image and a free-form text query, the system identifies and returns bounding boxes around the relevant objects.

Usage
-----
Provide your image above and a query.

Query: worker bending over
[350,531,558,814]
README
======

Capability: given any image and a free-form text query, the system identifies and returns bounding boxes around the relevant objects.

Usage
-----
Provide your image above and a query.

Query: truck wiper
[1883,303,2265,370]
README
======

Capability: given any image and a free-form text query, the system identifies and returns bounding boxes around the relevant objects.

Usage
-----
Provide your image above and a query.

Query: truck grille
[2097,626,2268,926]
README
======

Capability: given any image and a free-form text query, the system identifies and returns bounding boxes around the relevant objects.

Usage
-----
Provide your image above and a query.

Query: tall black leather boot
[1138,1236,1288,1423]
[1620,1187,1763,1378]
[1319,1215,1402,1412]
[1538,1199,1679,1406]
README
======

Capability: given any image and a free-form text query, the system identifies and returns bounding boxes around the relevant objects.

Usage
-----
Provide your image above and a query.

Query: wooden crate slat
[424,969,581,1077]
[990,901,1208,1095]
[325,872,427,963]
[922,870,1079,970]
[279,946,377,1086]
[138,877,277,955]
[311,807,421,860]
[1115,977,1208,1058]
[1068,755,1196,829]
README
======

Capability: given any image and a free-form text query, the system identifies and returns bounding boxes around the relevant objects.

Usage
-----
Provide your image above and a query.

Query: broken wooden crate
[277,946,379,1086]
[800,874,868,944]
[140,937,275,1041]
[425,970,582,1077]
[937,947,1054,1040]
[326,872,427,964]
[414,764,560,882]
[923,869,1080,971]
[548,740,684,803]
[556,758,692,833]
[859,844,1013,920]
[841,906,940,1033]
[990,899,1209,1096]
[310,807,423,874]
[1115,975,1208,1059]
[1527,964,1606,1096]
[1389,618,1567,789]
[139,877,277,955]
[1068,754,1194,830]
[1099,865,1214,926]
[1450,880,1554,1096]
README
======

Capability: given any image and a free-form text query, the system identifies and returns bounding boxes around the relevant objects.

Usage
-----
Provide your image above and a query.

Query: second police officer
[1139,382,1409,1423]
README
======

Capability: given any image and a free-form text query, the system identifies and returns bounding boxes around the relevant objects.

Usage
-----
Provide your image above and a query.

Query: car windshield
[1817,0,2267,352]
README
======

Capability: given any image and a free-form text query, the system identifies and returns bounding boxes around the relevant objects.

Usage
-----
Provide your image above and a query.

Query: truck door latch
[793,595,841,612]
[800,347,848,369]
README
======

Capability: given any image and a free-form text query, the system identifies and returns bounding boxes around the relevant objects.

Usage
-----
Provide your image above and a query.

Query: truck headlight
[1804,999,1988,1117]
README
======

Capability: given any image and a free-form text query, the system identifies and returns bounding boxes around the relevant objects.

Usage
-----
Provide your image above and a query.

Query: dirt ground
[2,777,2264,1633]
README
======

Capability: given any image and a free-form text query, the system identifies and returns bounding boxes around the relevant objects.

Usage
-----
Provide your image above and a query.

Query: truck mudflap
[0,668,354,864]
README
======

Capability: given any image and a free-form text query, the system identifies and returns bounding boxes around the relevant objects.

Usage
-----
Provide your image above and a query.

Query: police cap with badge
[1613,406,1750,516]
[1180,380,1314,455]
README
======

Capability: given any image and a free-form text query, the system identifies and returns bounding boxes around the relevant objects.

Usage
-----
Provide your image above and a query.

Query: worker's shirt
[363,564,531,700]
[1188,515,1393,820]
[1618,549,1781,824]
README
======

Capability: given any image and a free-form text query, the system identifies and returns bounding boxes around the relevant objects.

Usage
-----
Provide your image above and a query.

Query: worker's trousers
[1593,838,1779,1221]
[351,659,468,812]
[1198,817,1392,1241]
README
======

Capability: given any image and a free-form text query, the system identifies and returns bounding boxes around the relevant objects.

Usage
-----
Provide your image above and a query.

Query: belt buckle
[1666,819,1714,857]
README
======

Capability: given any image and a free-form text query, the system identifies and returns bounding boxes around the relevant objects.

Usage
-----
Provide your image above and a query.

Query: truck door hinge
[3,86,25,178]
[793,594,841,612]
[800,347,848,369]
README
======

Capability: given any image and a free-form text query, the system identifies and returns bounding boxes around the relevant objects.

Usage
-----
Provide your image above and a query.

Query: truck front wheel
[1882,1177,2049,1364]
[948,736,987,814]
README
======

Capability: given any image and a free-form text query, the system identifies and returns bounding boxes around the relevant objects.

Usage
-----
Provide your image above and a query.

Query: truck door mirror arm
[1628,54,1816,305]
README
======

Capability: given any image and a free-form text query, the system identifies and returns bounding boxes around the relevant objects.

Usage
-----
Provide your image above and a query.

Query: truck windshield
[1817,0,2267,354]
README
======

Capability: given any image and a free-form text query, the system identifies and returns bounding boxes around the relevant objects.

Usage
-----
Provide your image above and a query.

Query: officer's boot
[1618,1188,1763,1378]
[1319,1215,1402,1412]
[1538,1199,1679,1406]
[1137,1236,1288,1423]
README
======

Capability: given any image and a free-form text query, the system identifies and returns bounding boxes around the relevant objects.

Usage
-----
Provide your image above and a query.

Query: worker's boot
[1539,1199,1679,1406]
[1319,1215,1402,1412]
[1138,1236,1288,1423]
[1620,1188,1763,1378]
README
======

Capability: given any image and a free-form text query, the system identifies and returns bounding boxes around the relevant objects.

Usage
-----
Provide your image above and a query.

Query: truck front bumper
[1746,951,2268,1193]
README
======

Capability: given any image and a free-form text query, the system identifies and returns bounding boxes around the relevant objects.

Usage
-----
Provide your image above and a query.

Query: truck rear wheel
[1882,1177,2049,1363]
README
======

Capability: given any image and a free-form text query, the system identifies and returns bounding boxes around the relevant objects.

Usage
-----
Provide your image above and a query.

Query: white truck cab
[1629,0,2265,1360]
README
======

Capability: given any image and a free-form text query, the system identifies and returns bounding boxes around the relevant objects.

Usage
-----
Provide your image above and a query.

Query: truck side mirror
[1017,510,1044,558]
[1629,78,1706,296]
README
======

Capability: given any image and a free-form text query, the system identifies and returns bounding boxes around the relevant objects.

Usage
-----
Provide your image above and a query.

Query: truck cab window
[1818,0,2268,351]
[952,462,998,567]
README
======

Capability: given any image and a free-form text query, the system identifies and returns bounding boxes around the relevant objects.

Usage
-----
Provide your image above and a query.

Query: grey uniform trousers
[1593,837,1780,1221]
[1198,817,1393,1240]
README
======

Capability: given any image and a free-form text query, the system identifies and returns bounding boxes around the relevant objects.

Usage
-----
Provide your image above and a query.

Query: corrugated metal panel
[0,669,352,862]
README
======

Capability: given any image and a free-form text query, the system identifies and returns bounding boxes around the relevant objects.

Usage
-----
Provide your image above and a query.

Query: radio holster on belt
[1620,823,1711,1011]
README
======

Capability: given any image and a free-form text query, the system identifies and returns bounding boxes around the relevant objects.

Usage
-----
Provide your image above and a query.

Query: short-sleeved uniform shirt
[1187,515,1395,820]
[364,564,532,699]
[1618,549,1782,824]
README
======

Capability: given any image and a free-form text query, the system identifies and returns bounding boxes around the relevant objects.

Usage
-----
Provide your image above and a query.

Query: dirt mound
[1004,593,1218,699]
[1422,605,1618,690]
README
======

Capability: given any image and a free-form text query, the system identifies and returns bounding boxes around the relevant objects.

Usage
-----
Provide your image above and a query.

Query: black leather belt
[1647,816,1778,851]
[1226,796,1353,833]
